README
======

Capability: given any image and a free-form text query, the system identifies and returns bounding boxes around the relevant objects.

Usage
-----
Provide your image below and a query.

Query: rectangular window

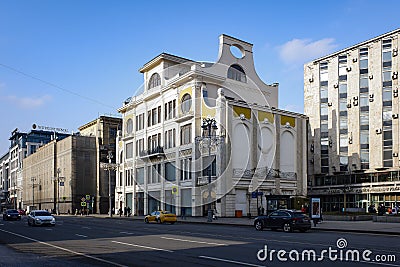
[136,167,144,184]
[165,162,176,181]
[360,131,369,144]
[180,158,192,180]
[126,143,133,159]
[180,124,192,145]
[339,84,347,94]
[359,59,368,70]
[360,94,369,107]
[320,86,328,99]
[360,77,368,88]
[202,156,216,176]
[339,99,347,112]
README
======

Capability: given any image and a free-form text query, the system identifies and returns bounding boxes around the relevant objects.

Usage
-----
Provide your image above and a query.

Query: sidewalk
[75,214,400,236]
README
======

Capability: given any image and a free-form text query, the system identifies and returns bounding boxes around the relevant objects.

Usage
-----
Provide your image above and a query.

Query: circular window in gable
[181,93,192,114]
[230,45,244,59]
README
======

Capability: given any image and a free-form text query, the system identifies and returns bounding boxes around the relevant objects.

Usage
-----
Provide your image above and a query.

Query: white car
[27,210,56,226]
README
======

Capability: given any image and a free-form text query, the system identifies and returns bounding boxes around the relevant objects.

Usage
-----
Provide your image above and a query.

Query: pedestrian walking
[127,206,131,217]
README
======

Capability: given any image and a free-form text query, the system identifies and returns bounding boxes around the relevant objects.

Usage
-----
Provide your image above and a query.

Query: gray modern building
[305,29,400,212]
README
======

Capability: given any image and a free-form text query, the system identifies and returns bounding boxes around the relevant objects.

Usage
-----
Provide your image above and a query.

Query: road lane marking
[0,228,128,267]
[111,241,173,253]
[199,256,264,267]
[82,226,91,229]
[119,231,134,235]
[75,234,88,238]
[160,236,227,246]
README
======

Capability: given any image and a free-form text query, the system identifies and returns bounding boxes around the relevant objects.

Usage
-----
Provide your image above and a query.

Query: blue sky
[0,0,399,153]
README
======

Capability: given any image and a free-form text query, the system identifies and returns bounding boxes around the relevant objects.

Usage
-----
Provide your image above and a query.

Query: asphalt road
[0,216,399,267]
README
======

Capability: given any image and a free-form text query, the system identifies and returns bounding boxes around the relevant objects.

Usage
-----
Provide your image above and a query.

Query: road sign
[81,197,86,202]
[59,182,64,186]
[86,195,91,200]
[172,186,178,195]
[81,202,86,207]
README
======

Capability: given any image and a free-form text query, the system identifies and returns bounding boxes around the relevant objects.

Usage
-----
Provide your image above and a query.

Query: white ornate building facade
[117,34,308,217]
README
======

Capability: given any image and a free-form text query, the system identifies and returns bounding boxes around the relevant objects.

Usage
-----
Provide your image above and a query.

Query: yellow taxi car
[144,211,177,224]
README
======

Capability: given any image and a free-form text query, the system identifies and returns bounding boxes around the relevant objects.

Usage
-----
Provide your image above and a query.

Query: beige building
[78,116,122,214]
[305,29,400,212]
[117,34,308,217]
[23,135,97,213]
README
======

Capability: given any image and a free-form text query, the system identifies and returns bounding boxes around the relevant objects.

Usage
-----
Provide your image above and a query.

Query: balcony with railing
[139,146,164,159]
[196,176,217,186]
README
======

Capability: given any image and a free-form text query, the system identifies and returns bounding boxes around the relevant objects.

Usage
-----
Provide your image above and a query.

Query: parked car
[254,209,311,232]
[27,210,56,226]
[3,209,21,221]
[144,211,177,224]
[17,209,26,216]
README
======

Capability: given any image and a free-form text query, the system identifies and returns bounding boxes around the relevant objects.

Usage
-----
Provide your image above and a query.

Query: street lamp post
[30,177,36,207]
[100,151,117,217]
[195,117,223,222]
[53,168,64,215]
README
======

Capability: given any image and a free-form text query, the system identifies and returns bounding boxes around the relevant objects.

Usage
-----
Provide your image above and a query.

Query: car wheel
[254,220,263,231]
[283,223,292,232]
[28,220,31,226]
[144,218,149,223]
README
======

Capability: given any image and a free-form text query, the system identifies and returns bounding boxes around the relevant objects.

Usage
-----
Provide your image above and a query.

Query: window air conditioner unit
[376,128,382,134]
[394,89,399,98]
[309,77,314,83]
[392,72,398,80]
[328,102,332,107]
[346,67,352,72]
[353,100,358,106]
[369,75,373,80]
[348,137,353,144]
[352,58,358,63]
[392,113,399,119]
[393,48,398,57]
[347,103,352,108]
[393,152,399,157]
[334,83,339,88]
[353,96,358,100]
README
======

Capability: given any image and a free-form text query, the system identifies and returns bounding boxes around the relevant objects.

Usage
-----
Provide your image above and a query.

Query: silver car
[27,210,56,226]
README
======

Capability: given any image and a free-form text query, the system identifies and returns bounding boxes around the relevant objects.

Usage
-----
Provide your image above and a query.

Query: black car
[254,209,311,232]
[2,209,22,221]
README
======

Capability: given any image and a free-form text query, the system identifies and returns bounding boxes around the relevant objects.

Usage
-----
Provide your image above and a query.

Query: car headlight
[51,218,56,222]
[35,218,41,221]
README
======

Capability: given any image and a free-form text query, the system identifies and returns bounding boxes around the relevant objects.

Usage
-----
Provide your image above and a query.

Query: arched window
[126,118,133,134]
[181,93,192,114]
[227,64,247,83]
[148,73,161,89]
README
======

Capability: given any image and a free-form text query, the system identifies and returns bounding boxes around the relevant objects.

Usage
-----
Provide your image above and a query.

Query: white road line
[75,234,88,238]
[119,231,134,235]
[160,236,227,246]
[0,228,127,267]
[111,241,173,253]
[199,256,264,267]
[82,226,91,229]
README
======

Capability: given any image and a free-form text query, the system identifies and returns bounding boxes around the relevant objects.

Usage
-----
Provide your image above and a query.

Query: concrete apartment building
[78,116,122,214]
[117,34,308,217]
[305,29,400,212]
[21,116,121,214]
[0,127,69,210]
[23,135,97,213]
